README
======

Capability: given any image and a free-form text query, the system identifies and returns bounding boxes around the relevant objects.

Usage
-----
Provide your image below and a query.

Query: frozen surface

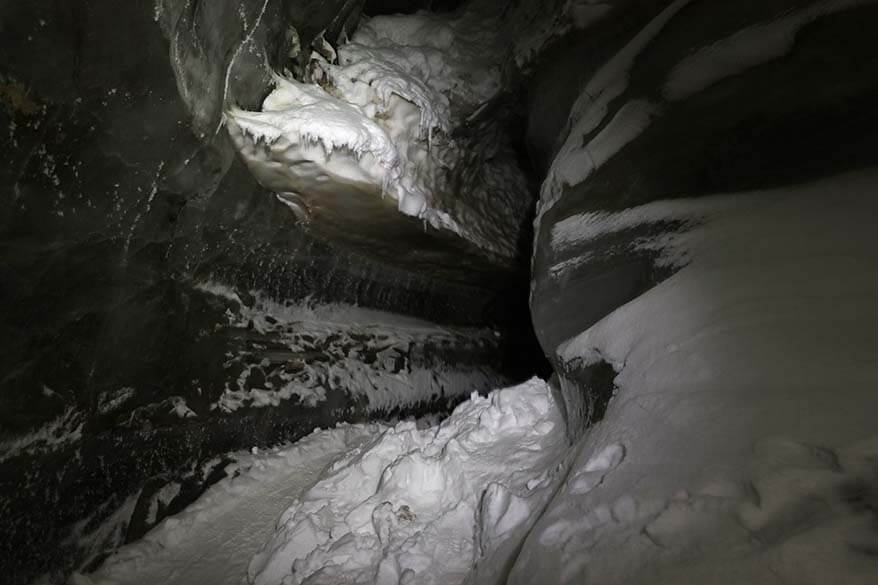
[195,282,502,413]
[226,1,532,258]
[248,378,567,585]
[550,194,739,252]
[536,0,692,224]
[513,168,878,584]
[507,0,613,69]
[62,166,878,584]
[0,406,83,463]
[664,0,872,101]
[79,379,568,585]
[78,425,380,585]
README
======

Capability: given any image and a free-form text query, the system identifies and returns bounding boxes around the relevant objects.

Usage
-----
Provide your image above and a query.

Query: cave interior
[2,0,878,583]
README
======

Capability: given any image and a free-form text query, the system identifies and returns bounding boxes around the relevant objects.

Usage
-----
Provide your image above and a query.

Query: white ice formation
[226,2,531,259]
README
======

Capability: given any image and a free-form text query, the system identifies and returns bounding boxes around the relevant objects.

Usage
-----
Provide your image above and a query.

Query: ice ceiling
[4,0,878,583]
[225,1,536,268]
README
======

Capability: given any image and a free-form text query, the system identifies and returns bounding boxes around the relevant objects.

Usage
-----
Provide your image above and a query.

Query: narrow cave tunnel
[2,1,878,584]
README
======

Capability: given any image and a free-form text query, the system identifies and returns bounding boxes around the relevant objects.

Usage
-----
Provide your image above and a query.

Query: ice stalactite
[225,2,533,260]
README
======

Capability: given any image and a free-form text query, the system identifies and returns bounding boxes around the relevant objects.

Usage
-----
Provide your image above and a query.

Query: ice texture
[195,282,502,413]
[536,0,693,225]
[225,2,532,258]
[514,169,878,584]
[80,379,568,585]
[247,378,567,585]
[664,0,872,101]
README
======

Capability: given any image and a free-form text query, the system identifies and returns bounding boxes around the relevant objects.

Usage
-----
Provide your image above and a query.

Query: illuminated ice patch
[225,71,448,229]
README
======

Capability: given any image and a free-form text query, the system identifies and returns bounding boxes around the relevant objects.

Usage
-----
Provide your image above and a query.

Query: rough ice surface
[78,379,568,585]
[225,1,531,259]
[96,387,137,415]
[196,282,502,413]
[0,406,84,463]
[507,0,613,70]
[79,425,381,585]
[513,168,878,584]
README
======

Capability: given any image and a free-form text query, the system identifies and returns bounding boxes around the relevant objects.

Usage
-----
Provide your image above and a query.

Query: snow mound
[226,75,400,198]
[247,377,568,585]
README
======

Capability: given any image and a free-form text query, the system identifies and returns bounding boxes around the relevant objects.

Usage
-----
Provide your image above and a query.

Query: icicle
[312,30,337,64]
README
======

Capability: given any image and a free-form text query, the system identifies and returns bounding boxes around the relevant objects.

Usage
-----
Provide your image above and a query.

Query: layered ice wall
[195,282,506,414]
[226,2,532,259]
[521,0,878,583]
[83,379,570,585]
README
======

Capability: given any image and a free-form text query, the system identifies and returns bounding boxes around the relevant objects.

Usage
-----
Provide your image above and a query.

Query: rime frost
[225,3,530,258]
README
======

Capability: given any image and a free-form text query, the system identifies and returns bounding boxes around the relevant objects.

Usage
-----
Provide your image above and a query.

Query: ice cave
[2,0,877,583]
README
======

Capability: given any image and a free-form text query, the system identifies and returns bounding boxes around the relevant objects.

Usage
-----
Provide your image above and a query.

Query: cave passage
[2,0,878,584]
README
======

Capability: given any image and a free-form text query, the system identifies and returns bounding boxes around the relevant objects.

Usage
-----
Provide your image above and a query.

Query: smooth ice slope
[512,169,878,584]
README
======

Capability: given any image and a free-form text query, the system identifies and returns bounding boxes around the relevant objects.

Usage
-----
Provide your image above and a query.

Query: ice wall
[521,0,878,582]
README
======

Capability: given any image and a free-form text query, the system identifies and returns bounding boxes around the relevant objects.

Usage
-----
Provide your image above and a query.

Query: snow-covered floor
[77,174,878,585]
[79,379,569,585]
[78,426,380,585]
